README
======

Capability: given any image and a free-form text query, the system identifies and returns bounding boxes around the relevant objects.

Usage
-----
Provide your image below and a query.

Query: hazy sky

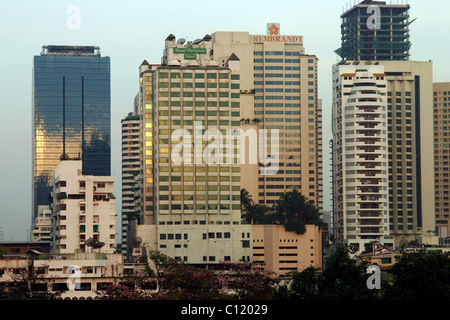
[0,0,448,241]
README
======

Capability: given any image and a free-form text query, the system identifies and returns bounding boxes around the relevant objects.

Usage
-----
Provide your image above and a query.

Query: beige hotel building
[131,25,323,270]
[136,34,252,266]
[212,24,323,211]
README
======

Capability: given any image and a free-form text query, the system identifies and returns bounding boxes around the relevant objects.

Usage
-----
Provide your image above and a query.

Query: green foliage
[274,247,450,301]
[316,246,376,300]
[0,245,7,257]
[271,189,323,235]
[241,188,323,233]
[275,266,320,300]
[274,247,380,300]
[384,251,450,300]
[240,188,272,225]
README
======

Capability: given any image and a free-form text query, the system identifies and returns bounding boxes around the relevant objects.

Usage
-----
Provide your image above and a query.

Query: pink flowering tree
[148,251,224,300]
[98,251,277,300]
[218,261,277,300]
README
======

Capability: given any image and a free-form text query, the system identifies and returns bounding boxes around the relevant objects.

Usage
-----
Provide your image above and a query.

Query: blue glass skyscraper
[32,45,111,225]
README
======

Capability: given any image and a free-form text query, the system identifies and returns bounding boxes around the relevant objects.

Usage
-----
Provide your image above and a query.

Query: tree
[0,269,61,300]
[220,261,277,300]
[274,246,379,300]
[96,272,155,300]
[0,245,7,258]
[240,188,253,211]
[271,189,323,235]
[241,188,272,225]
[274,266,320,300]
[384,251,450,300]
[316,246,378,300]
[147,251,277,300]
[148,251,223,300]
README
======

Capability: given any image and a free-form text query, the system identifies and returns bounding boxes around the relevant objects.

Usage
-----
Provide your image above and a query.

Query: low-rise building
[0,251,142,300]
[252,224,322,277]
[49,160,116,254]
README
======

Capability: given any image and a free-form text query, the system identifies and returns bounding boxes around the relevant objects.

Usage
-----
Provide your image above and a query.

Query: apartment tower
[333,0,436,249]
[120,112,142,261]
[332,64,392,252]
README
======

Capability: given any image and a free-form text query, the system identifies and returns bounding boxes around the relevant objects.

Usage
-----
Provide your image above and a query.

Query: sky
[0,0,449,241]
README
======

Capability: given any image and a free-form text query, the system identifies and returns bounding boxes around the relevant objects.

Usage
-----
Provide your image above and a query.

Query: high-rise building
[136,34,252,266]
[433,82,450,244]
[333,0,437,250]
[32,45,111,229]
[211,25,323,210]
[333,60,436,249]
[49,160,116,254]
[380,60,435,247]
[335,0,411,61]
[332,64,392,252]
[120,112,142,261]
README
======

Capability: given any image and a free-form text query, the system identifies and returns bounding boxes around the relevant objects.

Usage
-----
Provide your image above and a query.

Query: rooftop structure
[336,0,411,61]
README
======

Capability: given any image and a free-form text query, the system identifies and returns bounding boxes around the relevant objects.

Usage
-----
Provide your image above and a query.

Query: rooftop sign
[252,23,302,44]
[173,48,207,54]
[252,35,303,44]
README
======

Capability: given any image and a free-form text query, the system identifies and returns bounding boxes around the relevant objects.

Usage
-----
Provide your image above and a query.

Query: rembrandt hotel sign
[253,23,303,44]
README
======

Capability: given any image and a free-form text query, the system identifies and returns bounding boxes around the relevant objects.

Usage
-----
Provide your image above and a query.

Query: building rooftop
[41,45,101,57]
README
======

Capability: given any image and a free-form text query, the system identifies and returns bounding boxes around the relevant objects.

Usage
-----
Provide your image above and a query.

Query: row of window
[254,103,315,108]
[254,73,314,78]
[254,51,304,56]
[255,110,301,115]
[254,96,315,101]
[158,204,241,211]
[254,66,301,70]
[158,72,240,80]
[158,220,240,225]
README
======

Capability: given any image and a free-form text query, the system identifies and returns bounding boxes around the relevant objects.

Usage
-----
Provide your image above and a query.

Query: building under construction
[335,0,411,61]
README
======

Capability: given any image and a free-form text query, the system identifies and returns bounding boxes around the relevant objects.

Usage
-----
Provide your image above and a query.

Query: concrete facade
[332,63,392,252]
[50,160,116,254]
[211,27,323,211]
[433,82,450,244]
[135,35,252,266]
[333,60,436,249]
[252,224,322,277]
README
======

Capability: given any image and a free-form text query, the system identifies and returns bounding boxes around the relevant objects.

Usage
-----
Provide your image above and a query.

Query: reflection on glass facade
[32,45,111,224]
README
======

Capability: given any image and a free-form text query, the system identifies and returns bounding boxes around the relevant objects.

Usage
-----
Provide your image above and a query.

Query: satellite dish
[193,39,202,44]
[177,38,186,45]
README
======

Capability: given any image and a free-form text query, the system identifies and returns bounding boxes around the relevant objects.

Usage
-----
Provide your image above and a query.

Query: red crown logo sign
[268,24,280,35]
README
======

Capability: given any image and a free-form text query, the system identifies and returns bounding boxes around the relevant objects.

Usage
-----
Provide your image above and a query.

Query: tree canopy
[240,188,323,235]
